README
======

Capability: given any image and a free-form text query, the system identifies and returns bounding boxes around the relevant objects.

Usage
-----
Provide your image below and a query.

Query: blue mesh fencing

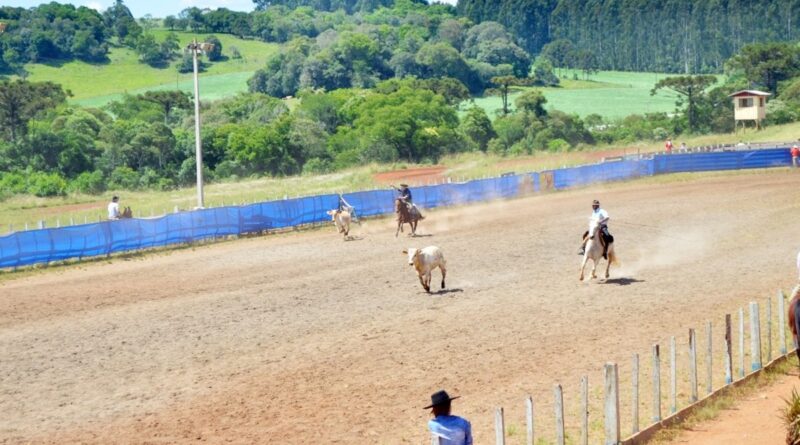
[0,147,792,269]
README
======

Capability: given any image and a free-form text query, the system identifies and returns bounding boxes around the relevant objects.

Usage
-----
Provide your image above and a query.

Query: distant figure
[665,138,673,154]
[791,144,800,168]
[679,142,688,152]
[108,196,120,220]
[337,193,358,222]
[426,390,472,445]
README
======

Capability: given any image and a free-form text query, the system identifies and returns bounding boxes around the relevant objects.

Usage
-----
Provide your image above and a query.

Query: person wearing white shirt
[107,196,120,220]
[579,199,612,258]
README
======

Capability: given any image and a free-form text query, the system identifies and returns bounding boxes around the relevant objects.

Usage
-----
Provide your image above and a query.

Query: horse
[395,198,422,237]
[788,285,800,365]
[579,219,616,281]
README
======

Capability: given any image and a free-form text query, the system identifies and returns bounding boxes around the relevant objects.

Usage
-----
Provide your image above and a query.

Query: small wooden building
[728,90,770,130]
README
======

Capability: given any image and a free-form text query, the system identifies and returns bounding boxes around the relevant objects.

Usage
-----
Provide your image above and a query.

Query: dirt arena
[2,169,799,444]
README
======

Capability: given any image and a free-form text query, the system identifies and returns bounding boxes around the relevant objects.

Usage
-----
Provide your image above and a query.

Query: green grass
[465,70,726,120]
[23,30,278,107]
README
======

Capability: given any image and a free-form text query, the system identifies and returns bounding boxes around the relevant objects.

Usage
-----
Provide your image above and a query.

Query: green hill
[23,31,279,108]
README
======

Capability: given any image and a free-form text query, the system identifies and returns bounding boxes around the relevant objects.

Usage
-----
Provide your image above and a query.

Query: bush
[0,172,29,195]
[652,127,669,142]
[302,157,333,175]
[547,138,571,152]
[108,166,140,190]
[27,172,68,197]
[215,160,245,179]
[70,170,106,194]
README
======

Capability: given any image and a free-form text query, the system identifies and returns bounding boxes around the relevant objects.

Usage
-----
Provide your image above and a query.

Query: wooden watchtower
[728,90,770,131]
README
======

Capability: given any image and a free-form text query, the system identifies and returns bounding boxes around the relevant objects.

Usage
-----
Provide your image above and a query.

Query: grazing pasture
[0,169,797,444]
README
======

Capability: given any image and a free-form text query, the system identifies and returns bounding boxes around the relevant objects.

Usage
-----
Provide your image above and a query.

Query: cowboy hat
[592,199,600,205]
[399,183,409,187]
[424,390,460,409]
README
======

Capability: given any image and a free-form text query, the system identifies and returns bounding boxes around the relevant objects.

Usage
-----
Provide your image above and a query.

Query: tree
[727,42,800,94]
[515,90,547,118]
[0,80,68,142]
[650,75,717,133]
[140,91,191,125]
[487,75,534,115]
[204,35,223,61]
[459,105,495,151]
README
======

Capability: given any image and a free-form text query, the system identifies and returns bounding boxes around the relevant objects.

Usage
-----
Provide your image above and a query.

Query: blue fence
[0,147,790,269]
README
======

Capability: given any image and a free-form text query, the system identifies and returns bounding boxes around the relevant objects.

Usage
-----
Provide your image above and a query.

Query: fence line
[445,291,795,445]
[1,147,794,269]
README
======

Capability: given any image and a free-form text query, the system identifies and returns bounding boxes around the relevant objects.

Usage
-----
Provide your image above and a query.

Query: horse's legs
[411,219,417,236]
[591,260,597,279]
[579,255,588,281]
[396,220,401,237]
[604,248,612,279]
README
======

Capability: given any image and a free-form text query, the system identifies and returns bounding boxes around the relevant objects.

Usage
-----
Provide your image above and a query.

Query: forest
[1,0,800,199]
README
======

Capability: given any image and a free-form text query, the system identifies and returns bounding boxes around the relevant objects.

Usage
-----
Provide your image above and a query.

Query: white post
[653,344,661,422]
[689,328,698,403]
[632,353,639,434]
[38,220,45,229]
[670,336,677,413]
[750,302,762,371]
[604,363,620,445]
[69,217,74,226]
[581,376,589,445]
[767,297,772,362]
[56,218,60,228]
[495,407,505,445]
[739,308,745,378]
[24,222,28,231]
[706,321,712,395]
[431,435,442,445]
[84,216,87,224]
[555,384,565,445]
[190,39,205,209]
[779,290,787,355]
[525,396,534,445]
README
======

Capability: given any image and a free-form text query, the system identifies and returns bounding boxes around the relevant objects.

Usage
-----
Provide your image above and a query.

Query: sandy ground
[665,371,799,445]
[2,169,800,444]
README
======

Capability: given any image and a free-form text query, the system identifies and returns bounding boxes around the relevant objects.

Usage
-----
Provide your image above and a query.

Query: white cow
[326,209,352,240]
[403,246,447,293]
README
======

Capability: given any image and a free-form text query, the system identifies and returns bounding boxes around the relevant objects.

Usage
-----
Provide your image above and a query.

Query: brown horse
[395,198,422,237]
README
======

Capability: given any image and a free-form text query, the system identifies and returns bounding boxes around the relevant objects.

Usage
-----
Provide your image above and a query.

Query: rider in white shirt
[579,199,611,259]
[107,196,120,220]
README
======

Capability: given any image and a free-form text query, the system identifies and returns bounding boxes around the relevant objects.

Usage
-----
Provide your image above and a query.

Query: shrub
[70,170,106,194]
[0,172,29,195]
[108,166,140,190]
[783,388,800,445]
[27,172,68,197]
[547,138,571,152]
[302,157,333,175]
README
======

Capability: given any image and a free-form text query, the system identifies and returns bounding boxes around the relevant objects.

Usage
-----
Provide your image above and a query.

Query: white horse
[579,219,617,281]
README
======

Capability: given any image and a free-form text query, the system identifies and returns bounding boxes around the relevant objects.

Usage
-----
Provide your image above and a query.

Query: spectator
[107,196,120,220]
[679,142,687,152]
[664,138,673,154]
[792,144,800,168]
[426,390,472,445]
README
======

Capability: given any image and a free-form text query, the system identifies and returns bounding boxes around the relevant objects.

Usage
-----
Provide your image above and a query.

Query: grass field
[465,70,723,120]
[23,30,278,107]
[1,119,797,234]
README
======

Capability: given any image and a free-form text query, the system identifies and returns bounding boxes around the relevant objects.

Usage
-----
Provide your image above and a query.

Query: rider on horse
[578,199,613,259]
[337,193,358,222]
[392,184,424,219]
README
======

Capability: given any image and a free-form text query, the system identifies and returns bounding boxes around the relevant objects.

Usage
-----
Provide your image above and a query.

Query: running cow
[402,246,446,293]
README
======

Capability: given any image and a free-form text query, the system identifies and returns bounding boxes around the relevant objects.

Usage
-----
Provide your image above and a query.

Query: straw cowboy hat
[424,390,460,409]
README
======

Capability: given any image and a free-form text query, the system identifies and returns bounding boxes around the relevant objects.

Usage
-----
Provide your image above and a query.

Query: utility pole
[185,39,213,209]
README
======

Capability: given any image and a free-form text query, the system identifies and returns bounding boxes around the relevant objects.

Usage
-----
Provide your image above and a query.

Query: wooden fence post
[767,297,772,362]
[670,336,677,413]
[706,321,713,395]
[555,384,565,445]
[739,308,745,378]
[725,314,733,384]
[581,376,589,445]
[653,344,661,422]
[689,328,698,403]
[526,396,534,445]
[495,407,505,445]
[779,290,787,355]
[632,353,639,434]
[604,363,620,445]
[750,302,762,371]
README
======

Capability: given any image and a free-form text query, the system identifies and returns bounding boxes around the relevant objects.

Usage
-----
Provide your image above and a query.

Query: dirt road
[2,169,799,444]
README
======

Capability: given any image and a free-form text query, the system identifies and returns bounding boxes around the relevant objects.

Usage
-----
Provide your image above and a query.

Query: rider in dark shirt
[392,184,423,218]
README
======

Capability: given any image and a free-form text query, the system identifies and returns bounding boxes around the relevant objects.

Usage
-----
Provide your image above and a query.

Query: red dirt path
[373,166,447,186]
[2,169,800,444]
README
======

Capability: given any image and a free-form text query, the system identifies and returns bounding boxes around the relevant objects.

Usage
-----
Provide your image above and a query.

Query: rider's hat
[592,199,600,205]
[400,183,409,188]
